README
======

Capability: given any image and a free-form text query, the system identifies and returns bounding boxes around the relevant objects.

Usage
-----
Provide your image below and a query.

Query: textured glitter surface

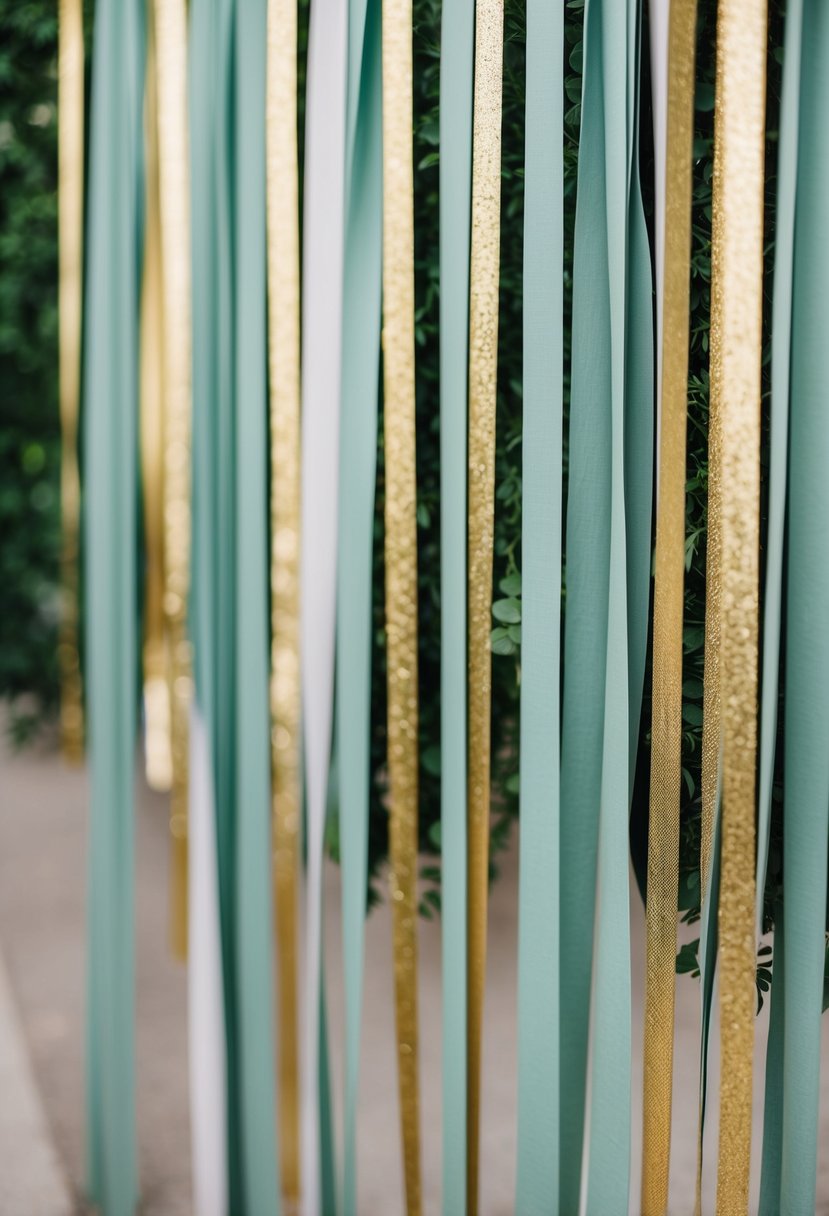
[382,1,422,1211]
[712,1,767,1209]
[466,3,503,1213]
[641,4,697,1213]
[154,0,193,957]
[266,0,302,1200]
[58,0,85,763]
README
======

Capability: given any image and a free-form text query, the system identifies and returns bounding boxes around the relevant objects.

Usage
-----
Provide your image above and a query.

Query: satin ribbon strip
[266,0,302,1200]
[300,0,348,1208]
[382,1,422,1210]
[780,5,829,1209]
[466,5,504,1211]
[83,0,144,1208]
[641,4,696,1212]
[514,3,563,1211]
[58,0,85,763]
[712,0,767,1208]
[438,0,474,1210]
[649,0,669,497]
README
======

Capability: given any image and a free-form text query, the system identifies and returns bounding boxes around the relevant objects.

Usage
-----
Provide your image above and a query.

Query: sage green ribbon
[515,4,563,1211]
[759,903,784,1216]
[83,0,143,1210]
[233,0,281,1207]
[780,5,829,1209]
[338,0,383,1209]
[438,0,474,1210]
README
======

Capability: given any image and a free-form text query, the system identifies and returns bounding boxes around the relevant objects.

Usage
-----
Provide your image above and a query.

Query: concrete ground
[2,728,829,1214]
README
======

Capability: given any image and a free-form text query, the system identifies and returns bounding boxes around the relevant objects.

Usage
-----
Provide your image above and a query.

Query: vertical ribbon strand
[382,0,422,1211]
[641,4,697,1212]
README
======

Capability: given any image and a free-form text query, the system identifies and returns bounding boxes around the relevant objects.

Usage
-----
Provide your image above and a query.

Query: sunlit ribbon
[266,0,302,1201]
[58,0,85,763]
[641,4,697,1213]
[466,3,504,1212]
[712,0,767,1208]
[382,0,422,1209]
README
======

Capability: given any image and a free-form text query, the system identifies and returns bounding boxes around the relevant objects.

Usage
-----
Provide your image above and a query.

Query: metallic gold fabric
[58,0,85,763]
[712,0,767,1208]
[266,0,302,1201]
[466,2,503,1212]
[153,0,193,958]
[641,4,697,1213]
[382,0,422,1210]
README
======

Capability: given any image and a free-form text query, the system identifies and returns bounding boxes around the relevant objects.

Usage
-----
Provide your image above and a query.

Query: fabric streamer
[57,0,85,764]
[514,4,563,1213]
[438,0,474,1211]
[466,4,504,1210]
[382,0,423,1209]
[266,0,302,1200]
[233,0,281,1208]
[641,4,696,1212]
[758,902,784,1216]
[712,0,767,1207]
[83,0,144,1210]
[300,0,348,1208]
[779,5,829,1211]
[337,0,383,1209]
[649,0,669,494]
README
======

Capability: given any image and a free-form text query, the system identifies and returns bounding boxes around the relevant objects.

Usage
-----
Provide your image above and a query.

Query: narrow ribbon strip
[466,5,504,1211]
[266,0,302,1199]
[382,1,422,1210]
[641,4,696,1212]
[648,0,669,495]
[58,0,85,764]
[438,0,474,1209]
[514,3,563,1212]
[153,0,193,960]
[712,0,767,1207]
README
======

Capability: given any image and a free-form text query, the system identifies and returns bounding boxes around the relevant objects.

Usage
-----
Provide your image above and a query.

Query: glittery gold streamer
[266,0,302,1202]
[641,5,697,1213]
[712,0,767,1208]
[382,0,422,1211]
[58,0,85,764]
[153,0,193,959]
[466,3,503,1212]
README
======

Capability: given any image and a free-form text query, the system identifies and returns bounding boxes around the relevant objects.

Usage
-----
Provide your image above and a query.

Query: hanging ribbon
[514,4,563,1212]
[465,4,504,1211]
[649,0,669,495]
[711,0,767,1207]
[266,0,302,1200]
[57,0,85,763]
[641,4,696,1212]
[438,0,474,1211]
[382,1,422,1210]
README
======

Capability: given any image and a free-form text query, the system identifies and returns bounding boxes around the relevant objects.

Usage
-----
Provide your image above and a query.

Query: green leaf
[492,597,521,624]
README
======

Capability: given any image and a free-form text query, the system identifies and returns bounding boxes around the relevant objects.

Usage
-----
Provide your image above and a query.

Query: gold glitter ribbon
[58,0,85,764]
[466,3,503,1212]
[266,0,302,1202]
[382,0,422,1211]
[641,4,697,1213]
[712,0,767,1209]
[153,0,193,959]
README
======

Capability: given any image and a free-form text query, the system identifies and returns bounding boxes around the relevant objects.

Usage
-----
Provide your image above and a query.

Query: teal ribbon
[696,770,721,1206]
[83,0,143,1211]
[514,4,563,1211]
[780,5,829,1210]
[233,0,281,1208]
[759,903,784,1216]
[337,0,383,1210]
[438,0,474,1210]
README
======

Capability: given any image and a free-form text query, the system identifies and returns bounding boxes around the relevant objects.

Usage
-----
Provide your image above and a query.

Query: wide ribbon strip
[641,3,696,1212]
[779,5,829,1210]
[301,0,348,1209]
[466,5,503,1211]
[266,0,302,1201]
[712,0,766,1208]
[83,0,143,1210]
[382,1,422,1210]
[58,0,85,764]
[514,3,562,1213]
